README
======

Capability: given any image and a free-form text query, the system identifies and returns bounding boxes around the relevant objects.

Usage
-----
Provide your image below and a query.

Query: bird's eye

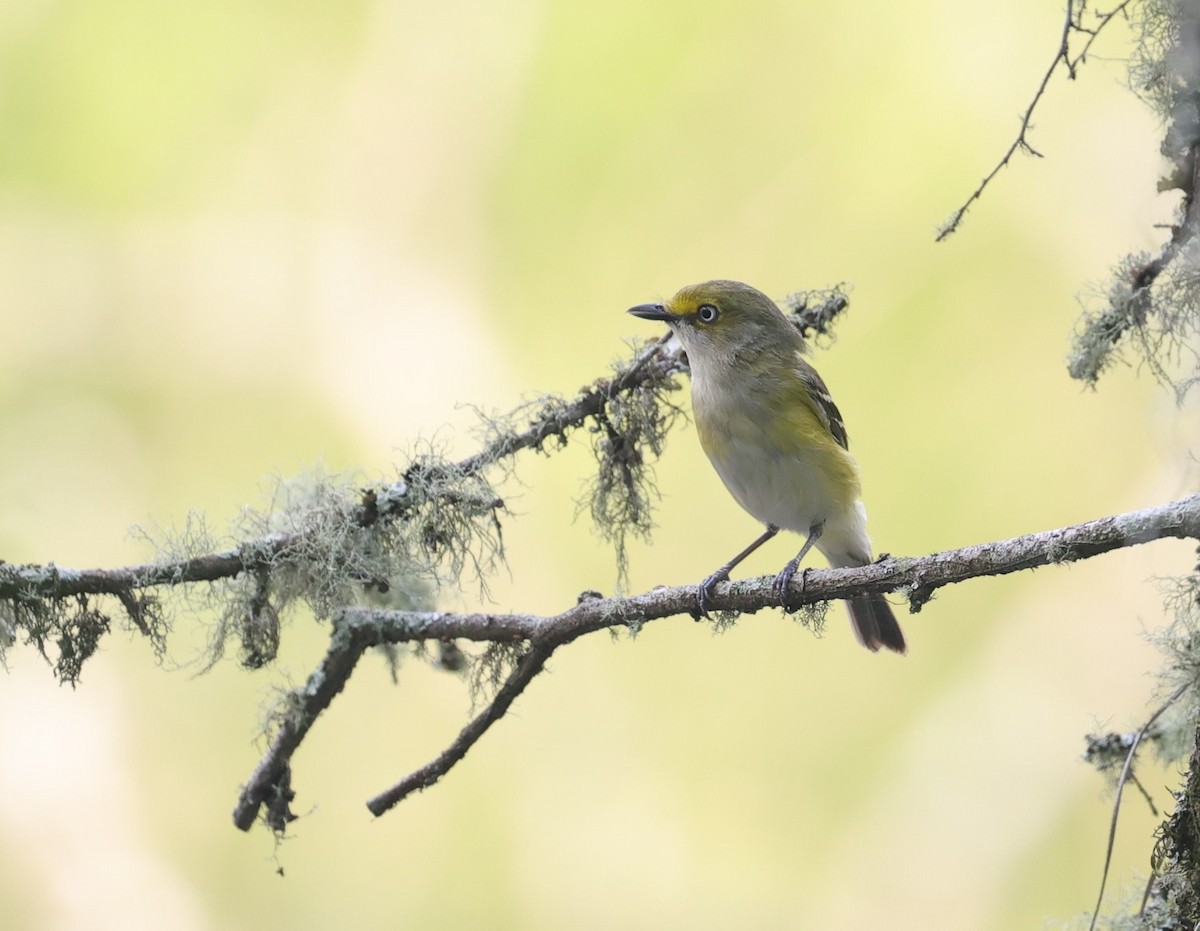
[696,303,720,324]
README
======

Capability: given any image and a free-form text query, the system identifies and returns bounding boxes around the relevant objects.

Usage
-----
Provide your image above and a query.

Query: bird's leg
[773,521,825,606]
[697,525,779,616]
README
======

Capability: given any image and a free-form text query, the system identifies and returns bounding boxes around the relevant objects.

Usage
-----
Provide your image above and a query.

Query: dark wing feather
[794,355,850,450]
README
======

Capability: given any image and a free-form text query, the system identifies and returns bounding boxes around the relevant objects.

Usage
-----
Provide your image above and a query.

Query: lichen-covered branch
[1147,711,1200,924]
[231,492,1200,832]
[0,333,689,605]
[1069,0,1200,394]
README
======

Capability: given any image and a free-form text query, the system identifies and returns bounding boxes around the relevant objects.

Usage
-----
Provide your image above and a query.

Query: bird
[628,280,905,653]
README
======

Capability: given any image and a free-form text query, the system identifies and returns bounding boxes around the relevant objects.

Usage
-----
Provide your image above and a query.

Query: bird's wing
[793,354,849,450]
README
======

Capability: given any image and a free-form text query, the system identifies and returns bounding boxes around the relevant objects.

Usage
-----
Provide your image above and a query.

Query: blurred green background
[0,1,1194,928]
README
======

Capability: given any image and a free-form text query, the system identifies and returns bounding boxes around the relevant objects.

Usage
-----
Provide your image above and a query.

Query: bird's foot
[772,560,806,610]
[696,570,728,619]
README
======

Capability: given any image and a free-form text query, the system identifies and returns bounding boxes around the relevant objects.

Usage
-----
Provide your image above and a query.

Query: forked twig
[938,1,1134,241]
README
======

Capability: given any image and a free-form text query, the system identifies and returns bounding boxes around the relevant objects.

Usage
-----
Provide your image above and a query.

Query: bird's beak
[627,302,677,322]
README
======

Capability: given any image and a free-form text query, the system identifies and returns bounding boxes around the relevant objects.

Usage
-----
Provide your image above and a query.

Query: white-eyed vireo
[629,280,905,654]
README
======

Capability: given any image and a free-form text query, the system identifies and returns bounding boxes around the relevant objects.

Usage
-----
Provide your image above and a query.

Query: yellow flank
[767,379,861,503]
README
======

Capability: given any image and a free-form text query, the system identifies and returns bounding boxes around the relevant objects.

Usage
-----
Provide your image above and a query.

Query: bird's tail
[818,517,906,654]
[846,593,906,654]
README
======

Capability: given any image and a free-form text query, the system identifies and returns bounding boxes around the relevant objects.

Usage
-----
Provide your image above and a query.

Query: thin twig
[454,330,681,478]
[1069,0,1135,69]
[1088,680,1191,931]
[1127,770,1159,816]
[936,4,1073,241]
[365,641,556,816]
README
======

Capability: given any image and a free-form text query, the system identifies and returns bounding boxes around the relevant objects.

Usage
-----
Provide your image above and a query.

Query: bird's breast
[690,364,860,534]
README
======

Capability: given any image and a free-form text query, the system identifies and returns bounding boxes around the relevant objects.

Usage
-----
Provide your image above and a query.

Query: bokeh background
[1,2,1196,928]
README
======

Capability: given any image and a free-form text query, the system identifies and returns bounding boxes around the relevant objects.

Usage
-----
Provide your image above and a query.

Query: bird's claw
[696,572,726,619]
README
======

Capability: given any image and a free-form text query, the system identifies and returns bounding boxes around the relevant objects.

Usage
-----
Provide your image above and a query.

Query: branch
[231,619,372,831]
[232,493,1200,831]
[937,1,1134,241]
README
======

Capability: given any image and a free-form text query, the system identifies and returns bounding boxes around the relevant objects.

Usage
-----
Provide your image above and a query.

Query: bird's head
[627,280,795,363]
